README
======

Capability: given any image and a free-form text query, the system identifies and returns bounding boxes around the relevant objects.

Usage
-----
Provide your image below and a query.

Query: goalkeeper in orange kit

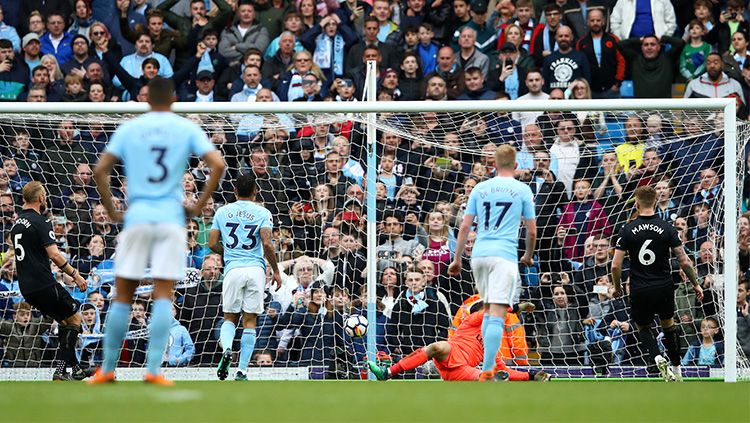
[368,300,551,382]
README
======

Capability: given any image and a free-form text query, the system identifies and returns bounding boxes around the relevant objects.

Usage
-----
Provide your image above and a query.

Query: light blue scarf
[313,33,345,76]
[406,289,429,314]
[197,49,215,74]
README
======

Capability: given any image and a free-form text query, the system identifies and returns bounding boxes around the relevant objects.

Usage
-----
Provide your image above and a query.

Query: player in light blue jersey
[209,173,282,381]
[90,77,226,385]
[448,144,536,381]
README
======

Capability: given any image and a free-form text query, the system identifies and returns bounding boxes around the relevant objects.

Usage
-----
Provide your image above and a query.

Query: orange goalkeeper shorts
[433,343,482,381]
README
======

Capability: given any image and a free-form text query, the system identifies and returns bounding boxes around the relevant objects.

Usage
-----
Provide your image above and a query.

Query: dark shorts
[23,284,80,322]
[629,285,675,326]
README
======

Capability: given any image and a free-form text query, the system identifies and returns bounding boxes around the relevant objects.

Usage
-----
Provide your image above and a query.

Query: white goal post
[0,92,743,382]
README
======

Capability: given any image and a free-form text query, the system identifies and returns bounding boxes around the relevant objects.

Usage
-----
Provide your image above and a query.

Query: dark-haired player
[611,186,703,381]
[209,173,282,381]
[10,181,92,380]
[91,77,226,385]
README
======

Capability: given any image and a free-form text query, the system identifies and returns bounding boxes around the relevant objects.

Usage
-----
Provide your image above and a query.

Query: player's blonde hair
[22,181,45,204]
[635,186,657,209]
[494,144,516,170]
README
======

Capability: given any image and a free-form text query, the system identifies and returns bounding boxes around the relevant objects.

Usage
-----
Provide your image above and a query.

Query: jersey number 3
[148,146,168,183]
[482,201,512,230]
[225,223,258,250]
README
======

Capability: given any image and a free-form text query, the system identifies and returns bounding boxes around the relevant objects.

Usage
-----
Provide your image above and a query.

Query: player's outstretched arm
[672,245,704,302]
[187,150,226,217]
[260,228,282,290]
[521,218,537,266]
[448,213,475,276]
[45,244,87,291]
[611,249,625,297]
[208,229,224,255]
[93,152,122,223]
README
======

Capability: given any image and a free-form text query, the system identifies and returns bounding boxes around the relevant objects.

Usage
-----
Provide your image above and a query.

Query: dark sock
[638,327,661,361]
[662,325,682,365]
[58,325,81,367]
[54,359,66,374]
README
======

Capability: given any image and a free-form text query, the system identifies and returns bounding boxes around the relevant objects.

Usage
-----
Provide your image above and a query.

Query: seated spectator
[40,12,75,64]
[73,234,107,278]
[2,158,31,196]
[231,64,276,102]
[61,35,100,77]
[298,0,322,31]
[113,33,174,92]
[681,316,724,366]
[0,302,52,367]
[21,65,62,102]
[377,211,426,271]
[166,305,195,367]
[582,276,631,375]
[537,284,585,366]
[454,27,489,78]
[431,46,463,99]
[68,0,95,41]
[25,11,46,38]
[655,179,681,223]
[385,269,450,356]
[78,302,102,367]
[158,0,233,62]
[219,2,271,67]
[276,284,335,367]
[62,73,87,102]
[685,52,746,117]
[180,254,224,365]
[0,39,29,102]
[686,204,711,253]
[88,22,122,63]
[277,50,324,101]
[457,66,494,100]
[21,33,41,77]
[558,179,612,263]
[263,29,299,84]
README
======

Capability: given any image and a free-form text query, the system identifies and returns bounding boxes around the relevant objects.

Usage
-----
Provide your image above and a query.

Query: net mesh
[0,106,747,381]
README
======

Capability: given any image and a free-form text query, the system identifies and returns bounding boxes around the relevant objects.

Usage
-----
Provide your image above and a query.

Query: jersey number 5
[482,201,512,230]
[14,233,25,261]
[225,223,259,250]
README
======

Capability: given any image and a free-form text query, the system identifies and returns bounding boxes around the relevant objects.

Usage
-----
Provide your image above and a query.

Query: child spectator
[78,302,102,367]
[62,74,87,102]
[377,153,401,200]
[416,23,439,74]
[418,211,454,276]
[683,0,714,40]
[0,302,52,367]
[398,25,420,54]
[558,179,612,263]
[166,305,195,367]
[397,51,423,100]
[682,316,724,366]
[680,20,711,81]
[687,203,711,253]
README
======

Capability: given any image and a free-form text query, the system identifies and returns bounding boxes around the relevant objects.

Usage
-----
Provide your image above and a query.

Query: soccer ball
[344,314,368,338]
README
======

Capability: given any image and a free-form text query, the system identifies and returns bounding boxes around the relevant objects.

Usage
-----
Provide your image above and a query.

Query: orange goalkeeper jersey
[448,295,530,365]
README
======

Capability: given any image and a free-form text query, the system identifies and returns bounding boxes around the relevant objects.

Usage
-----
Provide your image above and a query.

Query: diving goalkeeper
[368,301,550,382]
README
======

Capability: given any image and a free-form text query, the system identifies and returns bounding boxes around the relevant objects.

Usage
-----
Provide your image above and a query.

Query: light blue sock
[102,302,131,373]
[482,316,505,372]
[219,320,237,353]
[481,313,490,340]
[238,328,257,371]
[145,299,172,375]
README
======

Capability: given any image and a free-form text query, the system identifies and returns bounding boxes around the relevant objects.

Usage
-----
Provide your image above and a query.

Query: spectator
[681,316,723,366]
[455,27,489,78]
[262,31,296,84]
[68,0,96,41]
[21,34,41,76]
[592,151,627,221]
[537,285,585,365]
[488,42,528,98]
[22,1,72,30]
[180,254,224,365]
[530,3,563,67]
[582,275,631,374]
[680,20,712,81]
[610,0,677,40]
[88,22,122,63]
[549,117,594,196]
[158,0,233,50]
[558,179,612,262]
[231,65,274,102]
[576,9,625,99]
[118,7,185,68]
[562,0,610,40]
[0,39,29,102]
[276,50,323,101]
[25,11,46,38]
[0,302,52,367]
[705,0,749,54]
[372,0,398,42]
[513,69,548,127]
[116,32,175,83]
[685,52,746,116]
[385,269,450,356]
[0,5,20,52]
[40,12,75,65]
[738,280,750,358]
[61,35,100,76]
[264,12,305,61]
[542,26,591,92]
[457,66,494,100]
[300,14,358,92]
[620,35,684,99]
[219,2,271,67]
[377,211,426,271]
[166,305,195,366]
[72,234,106,278]
[42,121,90,202]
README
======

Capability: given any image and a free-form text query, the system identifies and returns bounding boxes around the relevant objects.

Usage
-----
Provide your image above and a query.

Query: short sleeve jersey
[465,176,535,262]
[10,209,56,295]
[615,214,681,292]
[105,111,215,229]
[211,200,273,274]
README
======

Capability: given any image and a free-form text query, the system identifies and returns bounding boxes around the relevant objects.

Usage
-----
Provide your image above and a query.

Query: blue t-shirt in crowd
[465,176,535,261]
[212,200,273,273]
[105,111,215,229]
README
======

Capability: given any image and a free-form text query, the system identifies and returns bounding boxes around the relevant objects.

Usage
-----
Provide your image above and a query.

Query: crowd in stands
[0,0,749,378]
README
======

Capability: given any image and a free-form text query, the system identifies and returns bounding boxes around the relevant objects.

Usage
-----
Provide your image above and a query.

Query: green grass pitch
[1,380,747,422]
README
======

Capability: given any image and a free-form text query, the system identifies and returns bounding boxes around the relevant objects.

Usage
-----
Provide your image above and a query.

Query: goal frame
[0,92,739,382]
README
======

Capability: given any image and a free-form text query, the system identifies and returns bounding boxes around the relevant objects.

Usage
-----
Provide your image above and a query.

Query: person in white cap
[22,33,42,75]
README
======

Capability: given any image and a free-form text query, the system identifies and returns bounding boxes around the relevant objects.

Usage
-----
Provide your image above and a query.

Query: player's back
[105,112,214,227]
[466,176,535,261]
[615,214,680,291]
[10,209,55,294]
[450,310,485,365]
[213,200,272,273]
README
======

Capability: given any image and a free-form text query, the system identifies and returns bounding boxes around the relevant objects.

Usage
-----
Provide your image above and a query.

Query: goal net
[0,100,747,381]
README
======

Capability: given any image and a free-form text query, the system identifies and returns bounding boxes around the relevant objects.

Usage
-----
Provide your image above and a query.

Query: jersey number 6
[638,239,656,266]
